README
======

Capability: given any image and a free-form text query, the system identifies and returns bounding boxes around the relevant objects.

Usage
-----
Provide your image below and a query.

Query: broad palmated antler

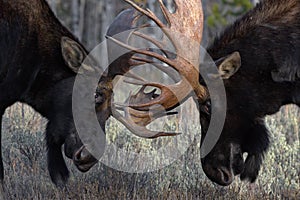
[105,0,206,138]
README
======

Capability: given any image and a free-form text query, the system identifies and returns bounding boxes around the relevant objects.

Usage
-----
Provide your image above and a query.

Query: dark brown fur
[200,0,300,186]
[0,0,109,186]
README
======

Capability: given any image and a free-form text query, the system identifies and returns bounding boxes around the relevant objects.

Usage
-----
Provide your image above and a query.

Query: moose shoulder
[199,0,300,186]
[0,0,111,186]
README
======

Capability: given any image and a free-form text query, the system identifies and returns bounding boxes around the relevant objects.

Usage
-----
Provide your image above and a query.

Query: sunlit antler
[111,0,208,111]
[112,89,179,138]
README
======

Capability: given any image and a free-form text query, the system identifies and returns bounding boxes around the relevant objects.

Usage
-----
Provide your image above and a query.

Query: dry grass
[1,103,299,199]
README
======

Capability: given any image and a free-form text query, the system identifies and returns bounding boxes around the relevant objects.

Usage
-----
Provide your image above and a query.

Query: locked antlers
[106,0,206,138]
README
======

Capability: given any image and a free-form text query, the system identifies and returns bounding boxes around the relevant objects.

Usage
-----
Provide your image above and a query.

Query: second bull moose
[199,0,300,186]
[112,0,299,186]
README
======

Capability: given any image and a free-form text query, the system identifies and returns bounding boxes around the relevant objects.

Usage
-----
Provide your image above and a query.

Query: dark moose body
[200,0,300,186]
[0,0,112,186]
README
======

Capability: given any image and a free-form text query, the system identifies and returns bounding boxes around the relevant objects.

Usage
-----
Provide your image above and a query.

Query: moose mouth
[75,161,98,172]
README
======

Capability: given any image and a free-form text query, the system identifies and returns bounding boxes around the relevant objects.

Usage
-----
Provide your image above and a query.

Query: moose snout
[201,143,244,186]
[202,161,234,186]
[217,167,234,186]
[73,146,98,172]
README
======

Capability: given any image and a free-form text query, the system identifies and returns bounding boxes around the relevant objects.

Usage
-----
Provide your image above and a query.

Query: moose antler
[109,0,207,111]
[103,9,179,138]
[112,88,179,138]
[105,0,206,138]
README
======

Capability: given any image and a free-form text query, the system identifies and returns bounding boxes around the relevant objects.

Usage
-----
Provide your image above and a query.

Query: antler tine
[122,106,178,126]
[131,55,180,82]
[133,31,166,50]
[131,56,154,65]
[112,105,178,138]
[115,105,178,123]
[132,31,169,57]
[157,0,171,26]
[106,35,176,68]
[123,0,166,29]
[111,91,180,138]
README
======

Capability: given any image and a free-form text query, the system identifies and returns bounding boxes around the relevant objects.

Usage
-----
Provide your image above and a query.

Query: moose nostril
[80,149,89,160]
[74,150,81,162]
[74,146,85,163]
[218,167,234,186]
[74,146,95,163]
[221,169,230,183]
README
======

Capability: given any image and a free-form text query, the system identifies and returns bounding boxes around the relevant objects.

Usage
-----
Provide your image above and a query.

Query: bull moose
[0,0,204,189]
[199,0,300,186]
[108,0,299,187]
[0,0,112,186]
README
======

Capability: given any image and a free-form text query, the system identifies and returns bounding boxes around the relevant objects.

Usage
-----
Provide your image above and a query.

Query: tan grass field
[1,102,299,199]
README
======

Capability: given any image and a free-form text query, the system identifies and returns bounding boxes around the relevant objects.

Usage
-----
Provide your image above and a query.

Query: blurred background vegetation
[2,0,299,199]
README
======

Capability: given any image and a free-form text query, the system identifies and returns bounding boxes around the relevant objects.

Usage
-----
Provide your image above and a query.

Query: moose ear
[216,52,241,79]
[61,37,87,73]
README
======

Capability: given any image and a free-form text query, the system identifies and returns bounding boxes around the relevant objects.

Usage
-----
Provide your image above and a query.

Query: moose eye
[200,100,211,116]
[205,101,211,109]
[95,92,104,104]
